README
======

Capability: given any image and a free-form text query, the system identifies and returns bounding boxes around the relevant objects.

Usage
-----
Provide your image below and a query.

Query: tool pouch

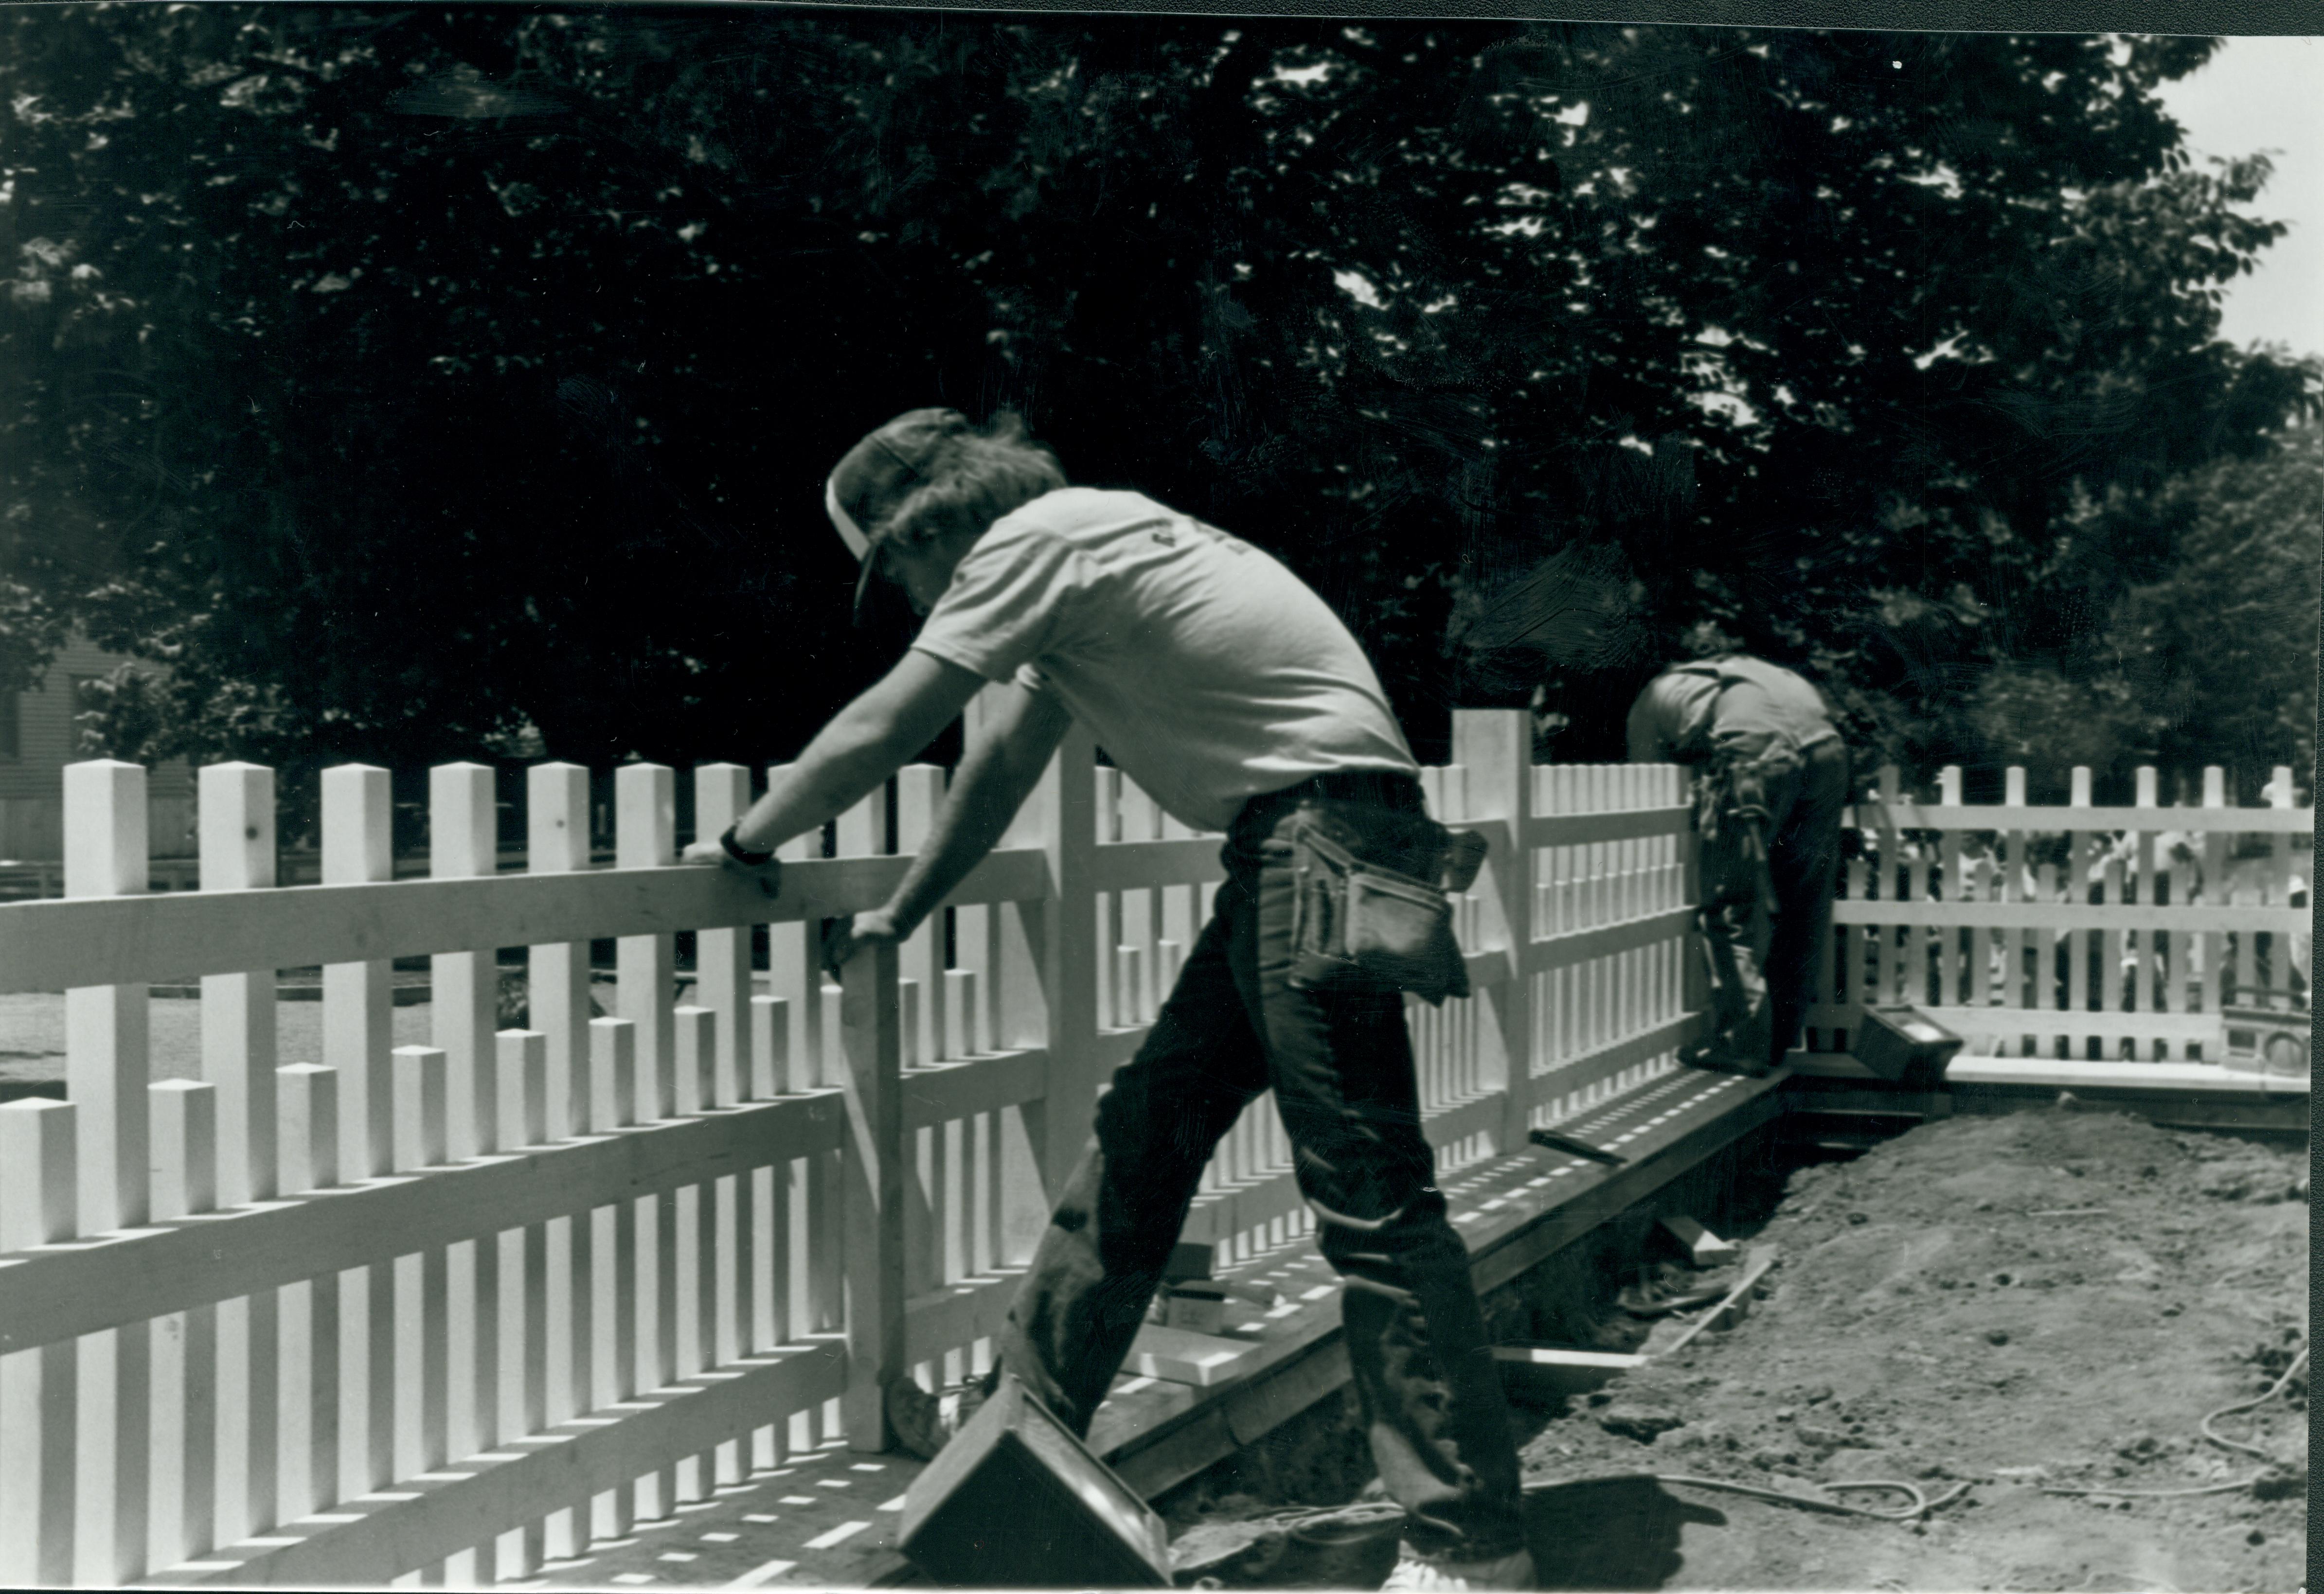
[1287,820,1472,1007]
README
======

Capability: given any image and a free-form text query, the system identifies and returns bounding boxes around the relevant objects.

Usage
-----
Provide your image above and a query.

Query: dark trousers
[1695,738,1851,1070]
[995,775,1525,1560]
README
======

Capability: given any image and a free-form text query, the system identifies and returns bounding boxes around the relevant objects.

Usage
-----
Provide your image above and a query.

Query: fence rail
[0,704,1713,1589]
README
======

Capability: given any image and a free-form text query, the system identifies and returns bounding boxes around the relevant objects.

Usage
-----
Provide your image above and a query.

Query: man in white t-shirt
[681,409,1528,1591]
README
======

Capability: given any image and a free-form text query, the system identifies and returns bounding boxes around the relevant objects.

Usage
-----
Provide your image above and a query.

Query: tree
[1970,423,2321,798]
[3,10,2314,787]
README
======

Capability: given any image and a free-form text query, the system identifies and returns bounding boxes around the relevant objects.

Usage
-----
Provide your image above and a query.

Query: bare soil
[1174,1106,2308,1592]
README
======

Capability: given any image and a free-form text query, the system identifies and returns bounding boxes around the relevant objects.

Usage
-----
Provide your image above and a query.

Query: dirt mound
[1170,1106,2306,1591]
[1514,1107,2307,1592]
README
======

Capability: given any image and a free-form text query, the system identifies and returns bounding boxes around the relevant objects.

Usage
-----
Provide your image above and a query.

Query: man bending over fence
[1627,649,1849,1076]
[679,408,1530,1592]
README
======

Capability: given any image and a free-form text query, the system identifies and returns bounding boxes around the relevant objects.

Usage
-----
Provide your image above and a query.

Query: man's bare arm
[883,682,1073,938]
[690,652,987,861]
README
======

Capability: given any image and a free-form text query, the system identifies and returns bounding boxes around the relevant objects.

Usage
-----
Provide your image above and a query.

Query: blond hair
[871,412,1066,552]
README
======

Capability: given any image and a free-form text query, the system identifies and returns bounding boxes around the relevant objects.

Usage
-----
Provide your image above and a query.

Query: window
[0,690,18,760]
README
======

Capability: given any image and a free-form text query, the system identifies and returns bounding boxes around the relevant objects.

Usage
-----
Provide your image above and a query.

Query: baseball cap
[825,408,972,623]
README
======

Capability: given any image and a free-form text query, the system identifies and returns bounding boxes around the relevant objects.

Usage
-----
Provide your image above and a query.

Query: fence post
[528,763,594,1137]
[2270,764,2301,1008]
[199,762,278,1203]
[762,764,817,1097]
[616,763,677,1122]
[431,763,500,1160]
[320,762,395,1500]
[1001,717,1097,1242]
[1451,710,1536,1149]
[838,939,905,1451]
[0,1097,79,1587]
[322,765,394,1181]
[198,760,281,1550]
[896,766,945,1066]
[62,757,151,1583]
[692,764,755,1103]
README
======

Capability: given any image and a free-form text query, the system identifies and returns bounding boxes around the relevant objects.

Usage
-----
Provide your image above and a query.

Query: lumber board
[1084,838,1228,895]
[899,1049,1048,1134]
[1524,806,1691,848]
[0,850,1050,997]
[1831,900,2301,934]
[1847,801,2312,835]
[0,1093,845,1355]
[1525,907,1698,976]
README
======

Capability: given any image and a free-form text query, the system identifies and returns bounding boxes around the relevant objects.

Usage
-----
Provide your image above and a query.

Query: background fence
[0,703,1708,1589]
[1806,762,2311,1071]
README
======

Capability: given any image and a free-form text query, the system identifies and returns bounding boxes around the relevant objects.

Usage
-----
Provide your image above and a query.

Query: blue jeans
[996,773,1525,1560]
[1694,737,1851,1070]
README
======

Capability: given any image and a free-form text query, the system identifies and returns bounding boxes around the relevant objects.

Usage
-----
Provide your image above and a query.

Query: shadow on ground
[1526,1475,1725,1590]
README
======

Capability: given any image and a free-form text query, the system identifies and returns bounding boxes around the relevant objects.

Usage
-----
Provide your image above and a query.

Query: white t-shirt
[1626,655,1840,765]
[910,488,1418,831]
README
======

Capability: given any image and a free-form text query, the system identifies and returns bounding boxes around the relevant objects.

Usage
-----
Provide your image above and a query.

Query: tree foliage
[2,8,2314,791]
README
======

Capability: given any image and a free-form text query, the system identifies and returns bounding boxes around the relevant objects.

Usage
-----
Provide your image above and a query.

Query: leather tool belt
[1286,816,1488,1007]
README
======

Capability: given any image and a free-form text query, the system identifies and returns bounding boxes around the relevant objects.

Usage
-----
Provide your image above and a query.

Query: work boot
[883,1374,994,1462]
[1379,1547,1537,1591]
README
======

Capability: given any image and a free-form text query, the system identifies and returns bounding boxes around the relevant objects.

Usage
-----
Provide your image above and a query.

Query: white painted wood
[838,939,905,1450]
[1828,898,2296,935]
[0,848,1052,997]
[431,763,500,1164]
[618,763,679,1123]
[527,763,594,1139]
[0,1098,77,1587]
[65,759,150,1238]
[1848,794,2313,834]
[62,760,151,1584]
[896,765,944,1065]
[197,762,282,1554]
[75,1304,151,1583]
[675,1005,716,1117]
[1454,710,1535,1149]
[322,765,394,1189]
[751,993,788,1101]
[274,1066,340,1523]
[693,763,756,1103]
[149,1080,218,1565]
[198,762,278,1206]
[1024,725,1099,1212]
[138,1340,846,1591]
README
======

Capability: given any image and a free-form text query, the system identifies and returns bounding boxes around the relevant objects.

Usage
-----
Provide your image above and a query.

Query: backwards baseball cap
[825,407,973,624]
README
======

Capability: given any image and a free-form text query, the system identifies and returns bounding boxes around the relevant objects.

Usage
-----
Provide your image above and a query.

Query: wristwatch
[719,825,775,868]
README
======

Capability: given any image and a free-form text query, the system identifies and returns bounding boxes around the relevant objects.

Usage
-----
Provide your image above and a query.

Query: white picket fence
[0,703,1703,1589]
[1808,762,2312,1076]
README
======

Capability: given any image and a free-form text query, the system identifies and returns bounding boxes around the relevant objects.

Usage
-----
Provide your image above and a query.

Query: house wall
[0,635,196,861]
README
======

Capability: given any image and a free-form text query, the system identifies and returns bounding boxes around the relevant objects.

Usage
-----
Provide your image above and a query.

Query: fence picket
[275,1064,339,1526]
[148,1080,218,1570]
[0,1098,77,1586]
[63,760,152,1584]
[528,764,594,1137]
